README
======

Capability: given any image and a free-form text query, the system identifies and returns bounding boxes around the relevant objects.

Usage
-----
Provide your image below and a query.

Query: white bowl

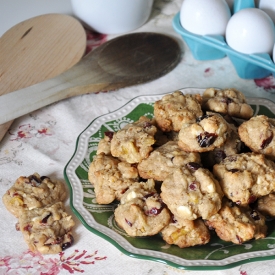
[71,0,154,34]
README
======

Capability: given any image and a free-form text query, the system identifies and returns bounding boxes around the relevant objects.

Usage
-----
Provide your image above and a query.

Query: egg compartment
[173,9,275,80]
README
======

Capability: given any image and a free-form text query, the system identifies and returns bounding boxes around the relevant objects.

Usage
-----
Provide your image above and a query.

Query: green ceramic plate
[64,88,275,270]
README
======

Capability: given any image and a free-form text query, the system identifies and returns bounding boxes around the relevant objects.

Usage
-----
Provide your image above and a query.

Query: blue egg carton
[172,0,275,79]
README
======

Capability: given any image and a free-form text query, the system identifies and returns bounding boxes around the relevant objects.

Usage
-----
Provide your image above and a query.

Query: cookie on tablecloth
[137,141,201,181]
[238,115,275,160]
[161,218,210,248]
[114,180,171,237]
[161,163,223,220]
[205,199,267,244]
[213,152,275,205]
[88,153,139,204]
[17,202,75,254]
[2,173,66,218]
[202,88,253,119]
[110,116,157,163]
[154,91,203,132]
[178,113,229,153]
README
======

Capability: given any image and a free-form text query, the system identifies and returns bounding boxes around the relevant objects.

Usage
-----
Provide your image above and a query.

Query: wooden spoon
[0,32,181,124]
[0,13,87,141]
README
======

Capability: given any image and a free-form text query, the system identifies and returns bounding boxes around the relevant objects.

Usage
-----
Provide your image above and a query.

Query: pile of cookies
[88,88,275,248]
[2,173,75,254]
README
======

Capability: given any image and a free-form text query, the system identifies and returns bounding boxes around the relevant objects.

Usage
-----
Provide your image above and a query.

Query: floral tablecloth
[0,0,275,274]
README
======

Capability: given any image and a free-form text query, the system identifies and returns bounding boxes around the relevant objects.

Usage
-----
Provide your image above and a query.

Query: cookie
[161,163,223,220]
[88,153,139,204]
[238,115,275,160]
[114,179,171,237]
[2,173,66,218]
[137,141,201,181]
[201,122,243,169]
[213,152,275,205]
[161,218,210,248]
[205,199,267,244]
[256,193,275,217]
[154,91,203,132]
[18,202,75,254]
[178,113,229,153]
[202,88,254,119]
[97,131,114,155]
[110,116,157,163]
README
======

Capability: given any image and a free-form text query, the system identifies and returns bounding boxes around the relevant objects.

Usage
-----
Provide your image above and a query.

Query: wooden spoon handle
[0,14,86,141]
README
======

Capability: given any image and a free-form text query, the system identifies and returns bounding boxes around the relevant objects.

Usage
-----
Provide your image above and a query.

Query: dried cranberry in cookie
[238,115,275,160]
[161,164,223,220]
[110,116,157,163]
[137,141,201,181]
[18,202,75,254]
[154,91,203,132]
[213,152,275,205]
[201,122,243,169]
[2,173,66,218]
[205,199,267,244]
[88,153,139,204]
[202,88,253,119]
[178,113,229,153]
[114,180,171,237]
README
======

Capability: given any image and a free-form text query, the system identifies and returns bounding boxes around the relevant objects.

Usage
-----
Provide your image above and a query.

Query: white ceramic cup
[71,0,154,34]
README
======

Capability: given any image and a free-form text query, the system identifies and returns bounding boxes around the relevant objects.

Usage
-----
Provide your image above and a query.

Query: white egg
[257,0,275,23]
[226,8,275,54]
[180,0,231,35]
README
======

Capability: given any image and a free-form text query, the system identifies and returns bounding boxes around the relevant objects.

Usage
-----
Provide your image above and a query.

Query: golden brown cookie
[178,113,229,153]
[154,91,203,132]
[110,116,157,163]
[202,88,253,119]
[137,141,201,181]
[161,218,210,248]
[114,180,171,237]
[205,199,267,244]
[88,153,139,204]
[161,163,223,220]
[2,173,66,218]
[213,152,275,205]
[18,202,75,254]
[238,115,275,160]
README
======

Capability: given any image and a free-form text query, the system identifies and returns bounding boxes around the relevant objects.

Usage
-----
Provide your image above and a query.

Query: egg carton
[172,1,275,79]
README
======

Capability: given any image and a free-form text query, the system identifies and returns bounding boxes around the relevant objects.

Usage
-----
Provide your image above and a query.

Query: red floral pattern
[0,249,107,274]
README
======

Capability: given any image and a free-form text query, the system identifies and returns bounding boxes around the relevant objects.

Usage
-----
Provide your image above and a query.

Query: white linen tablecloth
[0,0,274,274]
